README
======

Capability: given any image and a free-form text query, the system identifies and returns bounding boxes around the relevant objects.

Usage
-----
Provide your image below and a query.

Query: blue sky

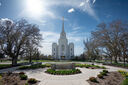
[0,0,128,55]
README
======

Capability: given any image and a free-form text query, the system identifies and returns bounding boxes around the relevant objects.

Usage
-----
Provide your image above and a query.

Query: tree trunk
[114,56,118,63]
[123,54,126,67]
[12,56,17,66]
[29,55,32,64]
[110,56,112,64]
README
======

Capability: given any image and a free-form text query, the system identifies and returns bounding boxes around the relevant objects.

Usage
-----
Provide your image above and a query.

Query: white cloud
[93,0,96,4]
[0,2,1,6]
[80,2,85,6]
[68,8,75,13]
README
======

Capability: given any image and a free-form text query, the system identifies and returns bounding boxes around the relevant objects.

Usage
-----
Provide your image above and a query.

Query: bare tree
[83,38,100,64]
[0,19,42,66]
[92,20,128,64]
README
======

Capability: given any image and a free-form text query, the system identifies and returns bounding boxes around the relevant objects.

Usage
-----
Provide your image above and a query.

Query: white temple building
[52,17,74,60]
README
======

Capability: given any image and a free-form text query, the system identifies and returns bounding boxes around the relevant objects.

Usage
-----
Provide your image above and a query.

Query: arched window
[61,44,65,51]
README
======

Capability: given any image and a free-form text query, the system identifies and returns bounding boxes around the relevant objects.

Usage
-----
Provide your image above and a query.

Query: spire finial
[62,16,64,32]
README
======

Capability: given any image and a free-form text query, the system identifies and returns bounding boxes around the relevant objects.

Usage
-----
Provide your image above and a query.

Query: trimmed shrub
[45,69,81,75]
[28,78,37,84]
[100,72,107,76]
[97,74,103,79]
[103,70,109,73]
[89,77,98,82]
[20,74,28,80]
[19,72,25,75]
[101,66,106,69]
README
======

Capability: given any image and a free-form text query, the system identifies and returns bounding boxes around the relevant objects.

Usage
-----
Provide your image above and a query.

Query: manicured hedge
[75,64,106,69]
[45,69,81,75]
[18,64,51,70]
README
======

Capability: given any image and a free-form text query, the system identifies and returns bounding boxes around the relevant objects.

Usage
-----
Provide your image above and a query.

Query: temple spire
[62,16,64,33]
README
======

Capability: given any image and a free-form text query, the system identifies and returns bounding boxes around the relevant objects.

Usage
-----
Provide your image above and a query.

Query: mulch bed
[0,73,39,85]
[87,72,124,85]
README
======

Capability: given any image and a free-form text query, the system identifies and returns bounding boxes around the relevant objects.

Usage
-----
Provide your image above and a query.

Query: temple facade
[52,17,74,60]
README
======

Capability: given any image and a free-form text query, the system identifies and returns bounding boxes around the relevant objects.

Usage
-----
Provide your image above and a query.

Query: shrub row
[45,69,81,75]
[75,64,106,69]
[18,64,51,70]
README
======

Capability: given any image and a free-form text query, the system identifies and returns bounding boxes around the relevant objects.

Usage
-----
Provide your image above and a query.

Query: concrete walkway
[15,65,128,85]
[1,62,128,85]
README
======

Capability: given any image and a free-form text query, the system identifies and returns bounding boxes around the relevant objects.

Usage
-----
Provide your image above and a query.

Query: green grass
[121,78,128,85]
[118,70,128,85]
[0,64,11,69]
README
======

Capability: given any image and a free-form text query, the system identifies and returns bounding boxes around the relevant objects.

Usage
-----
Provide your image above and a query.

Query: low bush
[89,77,98,82]
[45,69,81,75]
[100,72,107,76]
[103,70,109,73]
[101,66,106,69]
[20,74,28,80]
[28,78,37,84]
[19,72,25,75]
[97,74,103,79]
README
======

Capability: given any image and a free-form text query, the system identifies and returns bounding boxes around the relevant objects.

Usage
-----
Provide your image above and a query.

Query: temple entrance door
[61,56,65,60]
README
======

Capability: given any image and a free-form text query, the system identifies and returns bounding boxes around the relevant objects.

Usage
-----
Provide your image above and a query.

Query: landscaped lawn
[0,64,11,69]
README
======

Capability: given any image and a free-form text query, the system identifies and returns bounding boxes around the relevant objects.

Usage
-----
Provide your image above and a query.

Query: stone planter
[51,63,75,70]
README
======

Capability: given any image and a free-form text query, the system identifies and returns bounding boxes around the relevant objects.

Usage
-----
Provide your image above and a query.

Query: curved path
[15,65,128,85]
[0,62,128,85]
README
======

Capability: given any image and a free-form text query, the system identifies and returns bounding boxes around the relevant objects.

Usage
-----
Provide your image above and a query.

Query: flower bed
[88,70,124,85]
[0,72,38,85]
[118,70,128,85]
[45,69,81,75]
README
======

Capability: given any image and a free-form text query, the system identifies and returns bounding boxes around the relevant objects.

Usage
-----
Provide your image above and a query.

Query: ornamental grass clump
[103,70,109,73]
[28,78,37,84]
[97,74,103,79]
[89,77,98,82]
[19,72,25,75]
[100,72,107,76]
[20,74,28,80]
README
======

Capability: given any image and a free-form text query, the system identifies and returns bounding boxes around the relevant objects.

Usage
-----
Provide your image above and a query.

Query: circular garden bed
[45,69,81,75]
